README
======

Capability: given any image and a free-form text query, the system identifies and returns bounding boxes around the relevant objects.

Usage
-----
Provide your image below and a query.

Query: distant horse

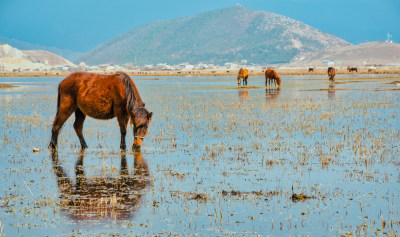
[347,67,358,73]
[265,69,281,86]
[49,72,153,150]
[308,68,314,72]
[237,68,249,86]
[328,67,336,80]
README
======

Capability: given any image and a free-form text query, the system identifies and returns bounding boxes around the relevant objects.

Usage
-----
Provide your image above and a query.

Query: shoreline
[0,67,399,78]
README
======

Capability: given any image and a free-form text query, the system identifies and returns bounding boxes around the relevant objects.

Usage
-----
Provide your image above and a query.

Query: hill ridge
[77,6,350,65]
[0,44,75,70]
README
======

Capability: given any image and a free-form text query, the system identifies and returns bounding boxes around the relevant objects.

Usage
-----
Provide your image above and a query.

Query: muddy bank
[0,83,16,88]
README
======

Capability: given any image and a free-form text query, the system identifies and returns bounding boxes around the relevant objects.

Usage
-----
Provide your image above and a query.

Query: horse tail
[56,83,61,115]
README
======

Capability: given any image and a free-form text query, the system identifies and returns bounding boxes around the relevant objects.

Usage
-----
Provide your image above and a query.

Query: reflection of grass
[0,220,4,237]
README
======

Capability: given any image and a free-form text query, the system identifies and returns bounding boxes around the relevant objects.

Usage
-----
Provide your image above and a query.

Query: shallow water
[0,74,399,236]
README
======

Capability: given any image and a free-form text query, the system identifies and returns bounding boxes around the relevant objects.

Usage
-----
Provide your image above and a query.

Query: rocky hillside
[0,36,83,61]
[288,41,400,67]
[77,6,350,65]
[0,44,75,70]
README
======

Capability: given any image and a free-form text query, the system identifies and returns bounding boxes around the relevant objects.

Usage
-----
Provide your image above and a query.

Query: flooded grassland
[0,74,399,236]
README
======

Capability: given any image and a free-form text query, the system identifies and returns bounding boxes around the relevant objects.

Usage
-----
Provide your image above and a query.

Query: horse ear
[147,112,153,120]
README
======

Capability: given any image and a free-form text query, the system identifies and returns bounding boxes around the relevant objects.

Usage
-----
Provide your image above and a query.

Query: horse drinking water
[265,69,281,86]
[49,72,153,150]
[328,67,336,80]
[237,68,249,86]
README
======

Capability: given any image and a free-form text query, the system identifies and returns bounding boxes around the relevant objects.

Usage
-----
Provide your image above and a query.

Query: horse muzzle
[133,136,143,150]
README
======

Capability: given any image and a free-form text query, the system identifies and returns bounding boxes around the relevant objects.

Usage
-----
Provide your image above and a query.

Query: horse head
[131,107,153,150]
[237,69,242,79]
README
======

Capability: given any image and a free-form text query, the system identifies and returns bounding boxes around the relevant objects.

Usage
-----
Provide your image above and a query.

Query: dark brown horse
[328,67,336,80]
[347,67,358,73]
[237,68,249,86]
[49,72,152,150]
[265,69,281,86]
[308,68,314,72]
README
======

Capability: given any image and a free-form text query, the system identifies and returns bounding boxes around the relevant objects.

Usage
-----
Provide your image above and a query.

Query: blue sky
[0,0,399,52]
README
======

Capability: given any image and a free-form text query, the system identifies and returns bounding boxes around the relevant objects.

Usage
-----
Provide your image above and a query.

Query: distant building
[155,63,174,70]
[224,62,240,70]
[322,60,335,67]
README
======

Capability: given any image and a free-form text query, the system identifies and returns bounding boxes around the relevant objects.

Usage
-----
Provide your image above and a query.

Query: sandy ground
[0,67,399,78]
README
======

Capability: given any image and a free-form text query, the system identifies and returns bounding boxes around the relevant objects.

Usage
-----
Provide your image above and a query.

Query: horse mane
[116,72,145,113]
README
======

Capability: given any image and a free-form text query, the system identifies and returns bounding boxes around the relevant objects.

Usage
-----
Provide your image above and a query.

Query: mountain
[288,41,400,67]
[0,44,75,70]
[77,6,350,66]
[0,36,84,61]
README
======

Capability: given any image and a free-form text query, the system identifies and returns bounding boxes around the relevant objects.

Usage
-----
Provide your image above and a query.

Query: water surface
[0,74,399,236]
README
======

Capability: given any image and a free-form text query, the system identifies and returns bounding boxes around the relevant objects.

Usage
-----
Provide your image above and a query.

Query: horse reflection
[265,87,281,102]
[238,89,249,102]
[328,83,335,100]
[50,150,149,221]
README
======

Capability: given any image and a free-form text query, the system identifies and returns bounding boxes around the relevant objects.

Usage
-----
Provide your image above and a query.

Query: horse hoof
[120,145,126,150]
[48,142,57,149]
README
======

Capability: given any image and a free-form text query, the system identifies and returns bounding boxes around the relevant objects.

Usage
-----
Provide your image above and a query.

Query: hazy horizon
[1,0,399,53]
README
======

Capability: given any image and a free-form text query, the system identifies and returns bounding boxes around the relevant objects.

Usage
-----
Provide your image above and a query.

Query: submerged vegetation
[0,74,399,236]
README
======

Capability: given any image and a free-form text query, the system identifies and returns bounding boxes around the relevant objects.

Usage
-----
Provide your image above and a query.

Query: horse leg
[238,77,241,86]
[73,108,88,149]
[244,76,248,86]
[117,114,129,150]
[49,102,75,149]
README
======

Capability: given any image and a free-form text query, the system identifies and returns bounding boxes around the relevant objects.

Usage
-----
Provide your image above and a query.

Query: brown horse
[347,66,358,73]
[49,72,152,150]
[308,68,314,72]
[237,68,249,86]
[328,67,336,80]
[265,69,281,86]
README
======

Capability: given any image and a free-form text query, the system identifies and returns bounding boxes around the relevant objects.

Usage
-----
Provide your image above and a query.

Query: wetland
[0,74,399,236]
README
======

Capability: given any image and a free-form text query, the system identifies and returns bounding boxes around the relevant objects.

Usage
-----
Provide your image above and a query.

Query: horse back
[57,72,135,119]
[265,69,278,79]
[238,68,249,78]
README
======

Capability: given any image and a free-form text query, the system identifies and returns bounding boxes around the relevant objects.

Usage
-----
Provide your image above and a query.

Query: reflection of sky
[1,74,399,236]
